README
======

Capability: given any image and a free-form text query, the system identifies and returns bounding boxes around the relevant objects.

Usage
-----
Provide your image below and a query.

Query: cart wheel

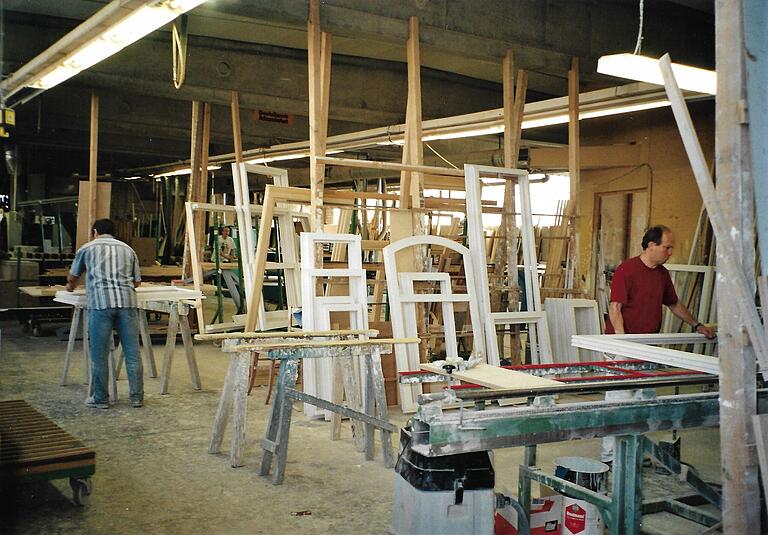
[70,477,92,506]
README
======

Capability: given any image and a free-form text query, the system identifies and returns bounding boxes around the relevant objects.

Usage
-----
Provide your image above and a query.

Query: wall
[573,101,715,293]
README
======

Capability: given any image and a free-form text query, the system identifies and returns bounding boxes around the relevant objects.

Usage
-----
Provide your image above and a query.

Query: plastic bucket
[554,457,609,535]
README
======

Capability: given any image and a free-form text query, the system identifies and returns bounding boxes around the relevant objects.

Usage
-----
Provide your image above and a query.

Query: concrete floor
[0,320,722,534]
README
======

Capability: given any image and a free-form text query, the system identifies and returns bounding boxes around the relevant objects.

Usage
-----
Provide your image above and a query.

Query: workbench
[42,264,185,280]
[402,357,730,535]
[54,285,204,396]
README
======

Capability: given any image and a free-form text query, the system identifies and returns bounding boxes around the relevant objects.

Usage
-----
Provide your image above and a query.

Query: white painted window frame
[464,164,549,364]
[383,234,485,413]
[300,232,368,418]
[571,333,719,375]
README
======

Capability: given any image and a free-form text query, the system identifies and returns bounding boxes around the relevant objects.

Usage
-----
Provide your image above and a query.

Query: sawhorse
[202,331,414,483]
[154,300,200,394]
[259,341,398,485]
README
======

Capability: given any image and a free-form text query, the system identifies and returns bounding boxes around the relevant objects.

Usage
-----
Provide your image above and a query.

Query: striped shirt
[70,235,142,310]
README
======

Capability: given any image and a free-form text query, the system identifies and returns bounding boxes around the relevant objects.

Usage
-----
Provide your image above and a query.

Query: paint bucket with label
[554,457,609,535]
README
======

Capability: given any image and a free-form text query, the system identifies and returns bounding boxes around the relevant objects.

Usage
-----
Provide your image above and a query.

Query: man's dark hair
[641,225,671,250]
[92,218,115,236]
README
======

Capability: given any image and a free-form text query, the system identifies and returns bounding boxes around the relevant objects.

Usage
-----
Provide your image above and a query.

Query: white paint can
[554,456,609,535]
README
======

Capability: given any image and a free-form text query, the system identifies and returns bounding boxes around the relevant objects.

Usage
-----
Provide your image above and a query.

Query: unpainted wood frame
[384,234,486,413]
[243,184,414,331]
[232,163,306,332]
[464,164,544,365]
[571,334,719,375]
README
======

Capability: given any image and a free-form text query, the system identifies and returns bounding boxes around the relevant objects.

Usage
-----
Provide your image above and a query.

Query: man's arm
[132,250,142,288]
[608,301,626,334]
[667,301,716,338]
[66,248,86,292]
[65,274,80,292]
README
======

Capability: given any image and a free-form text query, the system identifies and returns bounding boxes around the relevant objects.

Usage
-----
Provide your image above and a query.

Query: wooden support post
[308,0,331,232]
[566,56,580,291]
[183,101,204,280]
[713,2,760,530]
[195,103,212,261]
[231,91,244,164]
[88,92,99,236]
[399,16,424,212]
[492,49,527,362]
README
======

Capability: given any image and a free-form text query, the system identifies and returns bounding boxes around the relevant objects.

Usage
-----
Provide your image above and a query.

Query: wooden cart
[0,400,95,505]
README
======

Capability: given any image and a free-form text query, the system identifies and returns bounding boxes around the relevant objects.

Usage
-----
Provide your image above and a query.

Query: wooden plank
[420,362,562,390]
[76,180,111,248]
[660,54,768,374]
[88,92,99,236]
[319,156,463,178]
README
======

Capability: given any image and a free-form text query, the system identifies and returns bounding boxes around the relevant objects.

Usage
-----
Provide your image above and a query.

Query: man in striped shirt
[67,218,144,409]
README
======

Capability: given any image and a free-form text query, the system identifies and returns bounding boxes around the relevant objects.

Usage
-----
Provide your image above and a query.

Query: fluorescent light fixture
[597,53,716,95]
[124,176,142,181]
[21,0,208,91]
[154,164,221,178]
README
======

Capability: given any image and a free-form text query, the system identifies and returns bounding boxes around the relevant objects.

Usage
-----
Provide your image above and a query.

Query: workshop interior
[0,1,765,534]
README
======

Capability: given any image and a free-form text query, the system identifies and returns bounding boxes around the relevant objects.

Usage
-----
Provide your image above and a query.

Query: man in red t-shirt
[601,225,715,463]
[606,225,714,337]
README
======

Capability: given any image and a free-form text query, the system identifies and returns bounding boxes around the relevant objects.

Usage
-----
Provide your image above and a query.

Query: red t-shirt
[605,256,678,334]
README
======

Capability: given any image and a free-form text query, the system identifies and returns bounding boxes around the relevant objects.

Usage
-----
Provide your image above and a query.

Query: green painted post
[233,234,246,315]
[15,246,21,308]
[518,444,537,522]
[612,434,643,534]
[212,216,223,324]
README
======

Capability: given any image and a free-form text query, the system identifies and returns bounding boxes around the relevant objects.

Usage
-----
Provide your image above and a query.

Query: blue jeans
[89,307,144,403]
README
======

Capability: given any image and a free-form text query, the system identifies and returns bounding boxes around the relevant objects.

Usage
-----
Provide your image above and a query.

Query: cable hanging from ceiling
[633,0,645,54]
[172,14,189,89]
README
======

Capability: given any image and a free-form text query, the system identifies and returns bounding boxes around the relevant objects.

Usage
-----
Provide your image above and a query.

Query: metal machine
[392,360,741,535]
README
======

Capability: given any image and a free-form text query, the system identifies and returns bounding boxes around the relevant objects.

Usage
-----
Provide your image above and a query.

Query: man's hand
[695,323,716,339]
[65,274,79,292]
